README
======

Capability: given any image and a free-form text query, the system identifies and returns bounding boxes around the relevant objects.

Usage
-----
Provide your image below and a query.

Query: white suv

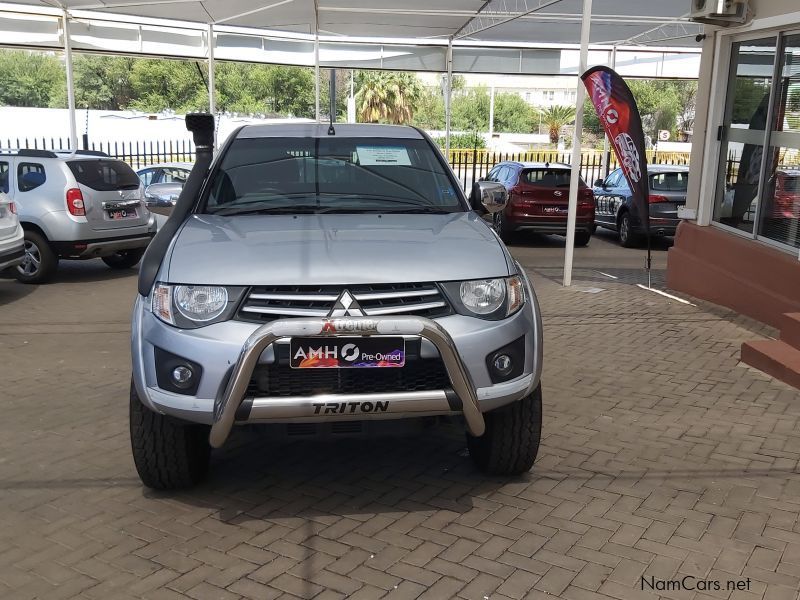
[0,149,156,283]
[0,191,24,273]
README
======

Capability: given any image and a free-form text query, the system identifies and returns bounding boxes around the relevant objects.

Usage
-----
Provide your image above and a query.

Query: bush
[433,132,486,149]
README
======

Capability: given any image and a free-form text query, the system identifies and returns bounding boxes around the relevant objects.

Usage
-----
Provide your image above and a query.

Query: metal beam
[455,0,567,40]
[611,17,703,47]
[563,0,591,288]
[444,38,453,158]
[314,0,320,122]
[62,8,78,152]
[207,23,215,120]
[213,0,296,26]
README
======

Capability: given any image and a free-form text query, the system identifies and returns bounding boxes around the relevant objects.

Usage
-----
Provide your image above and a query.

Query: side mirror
[594,178,605,188]
[470,181,508,214]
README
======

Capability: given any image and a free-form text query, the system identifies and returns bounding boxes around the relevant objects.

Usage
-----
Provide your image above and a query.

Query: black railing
[447,148,693,191]
[2,137,196,170]
[4,137,696,184]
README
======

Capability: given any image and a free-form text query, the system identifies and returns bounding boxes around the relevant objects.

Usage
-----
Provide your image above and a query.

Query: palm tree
[537,105,577,145]
[355,71,424,124]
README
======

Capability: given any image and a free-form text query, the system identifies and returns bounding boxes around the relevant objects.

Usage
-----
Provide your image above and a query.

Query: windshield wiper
[213,204,338,216]
[373,206,452,214]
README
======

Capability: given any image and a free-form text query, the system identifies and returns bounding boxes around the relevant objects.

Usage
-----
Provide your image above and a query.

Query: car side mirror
[470,181,508,214]
[594,178,605,188]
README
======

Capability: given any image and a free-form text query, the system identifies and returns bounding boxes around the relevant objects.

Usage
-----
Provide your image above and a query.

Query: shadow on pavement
[160,422,520,523]
[0,276,36,306]
[503,228,674,251]
[50,259,139,284]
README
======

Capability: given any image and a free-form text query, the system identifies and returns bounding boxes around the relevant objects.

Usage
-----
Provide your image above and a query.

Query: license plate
[108,209,137,220]
[543,206,565,214]
[289,336,405,369]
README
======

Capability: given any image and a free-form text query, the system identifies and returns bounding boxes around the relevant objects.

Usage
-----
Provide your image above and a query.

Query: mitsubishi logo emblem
[328,290,365,317]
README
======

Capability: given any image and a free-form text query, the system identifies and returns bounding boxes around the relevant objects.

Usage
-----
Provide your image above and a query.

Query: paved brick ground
[1,233,799,600]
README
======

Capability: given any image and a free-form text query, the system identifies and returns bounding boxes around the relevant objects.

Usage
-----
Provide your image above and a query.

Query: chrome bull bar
[209,316,486,448]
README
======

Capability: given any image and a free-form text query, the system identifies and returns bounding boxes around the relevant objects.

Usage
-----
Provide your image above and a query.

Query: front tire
[574,231,591,247]
[130,380,210,490]
[15,230,58,284]
[493,210,515,243]
[467,384,542,476]
[103,248,145,269]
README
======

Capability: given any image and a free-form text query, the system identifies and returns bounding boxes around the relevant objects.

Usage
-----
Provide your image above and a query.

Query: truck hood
[166,212,512,285]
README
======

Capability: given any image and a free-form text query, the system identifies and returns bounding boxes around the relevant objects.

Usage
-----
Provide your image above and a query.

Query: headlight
[174,285,228,321]
[150,283,245,328]
[442,275,526,320]
[460,279,506,315]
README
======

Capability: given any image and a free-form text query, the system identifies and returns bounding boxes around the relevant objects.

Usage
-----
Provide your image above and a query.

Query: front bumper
[131,278,543,448]
[51,232,156,258]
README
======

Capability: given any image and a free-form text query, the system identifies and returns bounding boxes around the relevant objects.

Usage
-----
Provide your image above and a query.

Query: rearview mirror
[594,178,605,188]
[470,181,508,214]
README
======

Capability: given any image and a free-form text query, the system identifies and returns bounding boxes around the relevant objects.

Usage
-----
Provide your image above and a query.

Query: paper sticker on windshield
[356,146,411,166]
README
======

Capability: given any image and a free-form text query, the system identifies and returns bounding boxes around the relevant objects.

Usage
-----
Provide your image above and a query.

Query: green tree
[452,86,490,132]
[411,87,444,130]
[71,55,135,110]
[493,92,535,133]
[0,50,65,108]
[128,58,207,112]
[538,105,576,144]
[355,71,424,124]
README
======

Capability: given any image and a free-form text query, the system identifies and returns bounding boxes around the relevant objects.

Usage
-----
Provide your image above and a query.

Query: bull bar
[209,315,487,448]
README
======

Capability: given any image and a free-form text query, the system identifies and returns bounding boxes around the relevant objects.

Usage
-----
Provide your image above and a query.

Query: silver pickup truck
[130,116,543,489]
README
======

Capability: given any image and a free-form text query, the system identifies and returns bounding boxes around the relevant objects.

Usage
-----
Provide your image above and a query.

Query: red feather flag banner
[582,66,652,273]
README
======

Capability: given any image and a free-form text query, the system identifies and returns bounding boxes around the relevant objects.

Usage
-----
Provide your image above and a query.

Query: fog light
[493,354,513,376]
[171,365,193,387]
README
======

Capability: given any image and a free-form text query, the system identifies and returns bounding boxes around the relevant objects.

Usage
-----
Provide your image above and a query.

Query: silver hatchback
[0,150,156,283]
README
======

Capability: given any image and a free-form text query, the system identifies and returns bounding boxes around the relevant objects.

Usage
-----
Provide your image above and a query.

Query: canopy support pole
[62,8,78,152]
[444,39,453,159]
[563,0,592,287]
[208,24,215,117]
[314,34,320,122]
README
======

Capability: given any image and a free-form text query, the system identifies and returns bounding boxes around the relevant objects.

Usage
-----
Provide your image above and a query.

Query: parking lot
[1,231,799,600]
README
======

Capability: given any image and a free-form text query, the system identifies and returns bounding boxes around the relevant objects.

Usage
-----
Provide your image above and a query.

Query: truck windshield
[203,137,464,215]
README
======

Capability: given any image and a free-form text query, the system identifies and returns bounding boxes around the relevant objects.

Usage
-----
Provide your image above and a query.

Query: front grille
[247,359,451,397]
[236,282,451,323]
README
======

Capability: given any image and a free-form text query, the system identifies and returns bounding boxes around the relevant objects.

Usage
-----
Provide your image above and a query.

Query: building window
[757,33,800,249]
[713,34,800,251]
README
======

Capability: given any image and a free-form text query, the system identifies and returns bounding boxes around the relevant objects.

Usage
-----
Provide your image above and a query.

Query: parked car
[0,149,156,283]
[138,163,192,227]
[481,162,595,246]
[593,165,689,247]
[0,191,24,273]
[130,119,544,489]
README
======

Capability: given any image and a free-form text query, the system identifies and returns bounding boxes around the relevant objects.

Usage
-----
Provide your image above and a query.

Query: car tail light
[66,188,85,216]
[8,202,16,214]
[649,194,669,204]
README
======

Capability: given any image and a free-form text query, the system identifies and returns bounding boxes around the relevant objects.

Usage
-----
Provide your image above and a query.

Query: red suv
[482,162,595,246]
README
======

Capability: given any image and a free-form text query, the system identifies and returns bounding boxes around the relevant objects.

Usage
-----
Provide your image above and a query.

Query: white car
[0,190,24,273]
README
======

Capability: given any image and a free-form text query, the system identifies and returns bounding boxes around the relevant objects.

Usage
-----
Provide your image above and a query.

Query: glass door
[713,37,778,235]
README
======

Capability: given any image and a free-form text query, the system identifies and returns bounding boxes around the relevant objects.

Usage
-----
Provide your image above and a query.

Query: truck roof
[237,123,426,140]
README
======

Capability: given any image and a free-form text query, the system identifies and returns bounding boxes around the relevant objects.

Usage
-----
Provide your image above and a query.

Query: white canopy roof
[1,0,703,48]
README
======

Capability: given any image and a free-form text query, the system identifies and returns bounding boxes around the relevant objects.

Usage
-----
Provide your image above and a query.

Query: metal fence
[2,137,196,170]
[4,137,693,185]
[447,148,693,191]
